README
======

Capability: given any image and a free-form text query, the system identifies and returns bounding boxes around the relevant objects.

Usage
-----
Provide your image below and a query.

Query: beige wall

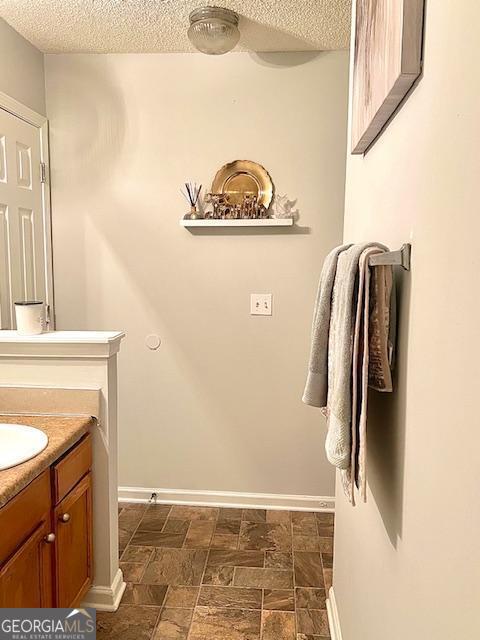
[335,2,480,638]
[45,51,349,499]
[0,18,45,114]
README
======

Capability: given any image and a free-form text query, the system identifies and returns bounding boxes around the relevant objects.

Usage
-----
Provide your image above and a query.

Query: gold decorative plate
[211,160,273,208]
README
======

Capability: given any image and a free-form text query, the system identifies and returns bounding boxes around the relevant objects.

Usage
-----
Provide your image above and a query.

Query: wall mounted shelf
[180,218,293,228]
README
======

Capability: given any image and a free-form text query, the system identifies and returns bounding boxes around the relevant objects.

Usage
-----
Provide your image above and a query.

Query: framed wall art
[351,0,425,154]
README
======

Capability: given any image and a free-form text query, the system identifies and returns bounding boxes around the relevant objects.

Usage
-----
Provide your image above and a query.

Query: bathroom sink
[0,423,49,471]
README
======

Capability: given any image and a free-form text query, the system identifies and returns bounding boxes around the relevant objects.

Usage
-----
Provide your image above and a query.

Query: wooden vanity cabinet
[54,472,93,606]
[0,434,93,608]
[0,470,53,607]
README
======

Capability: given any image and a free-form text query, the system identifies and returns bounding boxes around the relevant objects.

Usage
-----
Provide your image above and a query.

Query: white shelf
[181,218,293,228]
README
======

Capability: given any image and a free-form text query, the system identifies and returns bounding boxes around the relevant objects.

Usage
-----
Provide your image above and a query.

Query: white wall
[0,18,45,114]
[334,2,480,639]
[45,51,348,500]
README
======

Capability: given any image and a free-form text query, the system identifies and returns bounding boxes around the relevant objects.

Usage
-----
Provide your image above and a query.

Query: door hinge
[46,304,53,328]
[40,162,47,183]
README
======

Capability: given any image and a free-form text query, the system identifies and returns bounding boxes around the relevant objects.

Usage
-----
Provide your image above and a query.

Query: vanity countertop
[0,414,95,508]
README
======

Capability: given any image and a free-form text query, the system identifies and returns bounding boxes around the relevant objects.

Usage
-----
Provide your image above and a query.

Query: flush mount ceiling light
[188,6,240,55]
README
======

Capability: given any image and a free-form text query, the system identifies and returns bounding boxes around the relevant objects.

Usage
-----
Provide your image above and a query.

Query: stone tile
[318,538,333,554]
[296,609,330,636]
[146,504,172,517]
[211,534,239,550]
[184,521,215,548]
[242,509,266,522]
[316,526,334,538]
[202,565,235,586]
[119,562,145,583]
[294,552,324,588]
[291,512,318,536]
[97,605,159,640]
[315,513,334,526]
[142,548,208,586]
[169,506,218,521]
[323,569,333,592]
[126,528,159,545]
[207,550,264,568]
[163,519,190,534]
[265,551,293,570]
[239,522,291,552]
[119,509,144,532]
[218,508,243,522]
[198,586,262,610]
[291,512,317,526]
[154,608,193,640]
[164,586,199,608]
[265,510,291,524]
[295,588,327,610]
[189,606,261,640]
[131,530,186,548]
[119,528,134,549]
[122,502,148,512]
[121,545,154,563]
[293,535,321,552]
[233,567,293,589]
[262,611,296,640]
[321,553,333,569]
[122,583,167,606]
[215,521,241,535]
[263,589,295,611]
[139,510,168,532]
[297,636,329,640]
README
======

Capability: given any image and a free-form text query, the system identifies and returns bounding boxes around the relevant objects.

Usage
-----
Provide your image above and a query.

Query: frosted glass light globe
[188,7,240,55]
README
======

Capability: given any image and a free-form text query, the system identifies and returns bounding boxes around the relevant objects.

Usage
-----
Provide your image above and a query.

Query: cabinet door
[54,472,93,607]
[0,519,54,607]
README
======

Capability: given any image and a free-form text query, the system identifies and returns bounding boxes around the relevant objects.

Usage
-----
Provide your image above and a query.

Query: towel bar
[369,243,411,270]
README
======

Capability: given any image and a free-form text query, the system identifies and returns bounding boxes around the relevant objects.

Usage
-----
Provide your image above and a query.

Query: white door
[0,106,53,329]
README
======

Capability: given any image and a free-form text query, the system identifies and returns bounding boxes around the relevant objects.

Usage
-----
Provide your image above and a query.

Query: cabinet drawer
[52,434,92,504]
[0,470,51,565]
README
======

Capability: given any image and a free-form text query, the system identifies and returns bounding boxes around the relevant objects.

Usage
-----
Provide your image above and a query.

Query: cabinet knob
[60,513,71,523]
[44,532,55,543]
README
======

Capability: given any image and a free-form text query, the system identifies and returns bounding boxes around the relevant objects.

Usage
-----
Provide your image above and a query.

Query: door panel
[0,108,48,328]
[0,519,54,608]
[54,473,93,607]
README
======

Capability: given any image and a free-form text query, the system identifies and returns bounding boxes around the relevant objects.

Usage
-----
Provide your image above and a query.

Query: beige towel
[341,247,382,504]
[325,243,388,469]
[341,248,395,504]
[357,261,394,501]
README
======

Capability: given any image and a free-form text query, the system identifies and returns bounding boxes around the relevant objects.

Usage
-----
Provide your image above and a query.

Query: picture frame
[351,0,425,154]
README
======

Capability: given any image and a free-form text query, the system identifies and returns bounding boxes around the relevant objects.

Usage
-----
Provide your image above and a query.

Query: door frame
[0,90,55,328]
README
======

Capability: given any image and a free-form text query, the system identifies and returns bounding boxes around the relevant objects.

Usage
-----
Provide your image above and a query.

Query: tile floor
[97,503,334,640]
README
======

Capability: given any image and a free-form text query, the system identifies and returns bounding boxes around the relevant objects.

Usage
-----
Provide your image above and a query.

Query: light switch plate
[250,293,272,316]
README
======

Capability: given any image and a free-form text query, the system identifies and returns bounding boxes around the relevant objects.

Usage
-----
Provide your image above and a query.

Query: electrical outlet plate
[250,293,272,316]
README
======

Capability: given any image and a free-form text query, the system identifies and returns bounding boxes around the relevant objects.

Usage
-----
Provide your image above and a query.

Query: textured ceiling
[0,1,351,53]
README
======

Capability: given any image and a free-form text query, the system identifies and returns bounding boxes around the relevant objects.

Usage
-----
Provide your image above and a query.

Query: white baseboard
[82,568,126,612]
[118,486,335,512]
[326,587,343,640]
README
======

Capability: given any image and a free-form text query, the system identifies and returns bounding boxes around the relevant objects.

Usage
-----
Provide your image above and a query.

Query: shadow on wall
[249,51,324,68]
[366,269,411,548]
[48,57,127,327]
[239,15,321,67]
[185,225,311,237]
